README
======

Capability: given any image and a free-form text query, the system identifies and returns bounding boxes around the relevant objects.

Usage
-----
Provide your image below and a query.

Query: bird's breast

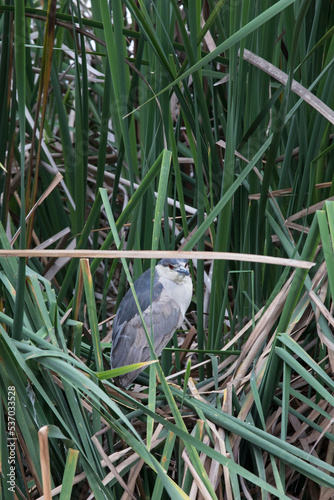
[158,275,192,318]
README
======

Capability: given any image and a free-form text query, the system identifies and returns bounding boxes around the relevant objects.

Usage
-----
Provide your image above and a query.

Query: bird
[111,258,193,387]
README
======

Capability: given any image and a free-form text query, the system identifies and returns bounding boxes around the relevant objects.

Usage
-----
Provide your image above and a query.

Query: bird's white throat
[156,264,193,317]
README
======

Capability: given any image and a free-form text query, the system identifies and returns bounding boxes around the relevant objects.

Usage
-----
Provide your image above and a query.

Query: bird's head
[156,258,190,283]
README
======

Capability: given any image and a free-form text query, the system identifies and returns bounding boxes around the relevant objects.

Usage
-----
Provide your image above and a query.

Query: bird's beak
[177,266,190,276]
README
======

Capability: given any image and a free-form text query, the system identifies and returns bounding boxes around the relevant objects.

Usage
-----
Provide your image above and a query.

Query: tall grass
[0,0,334,498]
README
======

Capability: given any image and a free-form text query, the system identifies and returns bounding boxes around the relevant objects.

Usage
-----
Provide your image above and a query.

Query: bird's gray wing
[112,267,162,349]
[111,294,183,386]
[149,293,184,357]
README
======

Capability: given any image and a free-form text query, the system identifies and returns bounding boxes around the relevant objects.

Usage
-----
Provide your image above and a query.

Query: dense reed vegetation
[1,0,334,498]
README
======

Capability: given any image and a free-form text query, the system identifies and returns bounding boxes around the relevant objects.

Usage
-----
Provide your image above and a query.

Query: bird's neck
[159,275,192,316]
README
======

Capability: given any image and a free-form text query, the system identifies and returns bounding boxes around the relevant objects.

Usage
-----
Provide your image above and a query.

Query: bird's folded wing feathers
[112,268,163,347]
[111,295,182,368]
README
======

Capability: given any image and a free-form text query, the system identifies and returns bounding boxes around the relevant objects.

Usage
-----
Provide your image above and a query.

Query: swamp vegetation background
[1,0,334,498]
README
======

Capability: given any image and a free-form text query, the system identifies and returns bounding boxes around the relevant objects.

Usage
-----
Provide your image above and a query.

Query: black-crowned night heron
[111,258,192,387]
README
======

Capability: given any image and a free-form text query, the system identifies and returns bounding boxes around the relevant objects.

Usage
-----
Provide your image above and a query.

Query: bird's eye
[169,264,174,270]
